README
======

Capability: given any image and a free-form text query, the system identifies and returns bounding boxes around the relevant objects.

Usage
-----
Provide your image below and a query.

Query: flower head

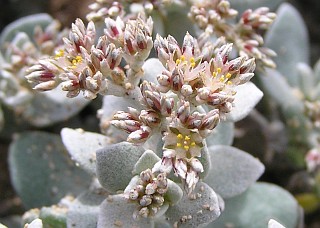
[125,169,168,219]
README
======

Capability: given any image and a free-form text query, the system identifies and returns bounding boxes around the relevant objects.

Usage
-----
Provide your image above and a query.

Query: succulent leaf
[97,194,154,228]
[61,128,111,175]
[265,3,309,87]
[211,182,300,228]
[96,142,145,193]
[205,145,265,199]
[226,82,263,122]
[165,182,221,227]
[8,131,91,209]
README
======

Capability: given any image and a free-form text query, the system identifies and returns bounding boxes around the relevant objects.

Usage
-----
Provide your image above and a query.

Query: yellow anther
[217,68,222,73]
[190,62,196,68]
[219,76,225,82]
[55,49,64,59]
[212,72,217,78]
[177,143,182,147]
[177,134,183,139]
[190,57,195,63]
[226,73,231,79]
[71,55,83,66]
[184,136,191,141]
[76,56,82,61]
[180,55,185,61]
[191,142,196,147]
[176,59,181,65]
[184,145,190,150]
[227,81,232,85]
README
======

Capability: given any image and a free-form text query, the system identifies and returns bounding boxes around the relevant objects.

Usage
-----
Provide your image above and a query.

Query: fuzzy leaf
[143,132,163,157]
[97,194,154,228]
[296,63,315,99]
[226,82,263,122]
[198,142,212,180]
[229,0,284,14]
[67,189,107,228]
[142,58,166,84]
[314,59,320,84]
[132,150,161,175]
[165,182,221,227]
[205,145,265,199]
[8,131,91,209]
[165,179,184,205]
[0,13,52,51]
[96,142,145,193]
[260,69,304,109]
[206,121,234,147]
[21,87,90,127]
[61,128,111,175]
[211,182,300,228]
[265,3,309,87]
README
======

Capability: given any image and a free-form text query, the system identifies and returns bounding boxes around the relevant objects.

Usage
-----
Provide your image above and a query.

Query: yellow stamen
[185,136,191,141]
[190,62,196,68]
[191,142,196,147]
[180,55,185,61]
[177,143,182,147]
[176,59,181,65]
[190,57,195,63]
[217,68,222,73]
[55,49,64,59]
[212,72,217,78]
[219,76,225,82]
[227,81,232,85]
[177,134,183,139]
[226,73,231,79]
[184,145,190,150]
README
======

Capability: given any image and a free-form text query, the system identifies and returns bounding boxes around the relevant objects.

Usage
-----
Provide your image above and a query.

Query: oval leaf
[265,3,309,87]
[61,128,111,175]
[206,121,234,147]
[8,131,91,209]
[226,82,263,122]
[22,87,90,127]
[205,145,265,199]
[96,142,145,193]
[132,150,161,175]
[211,182,300,228]
[97,194,154,228]
[67,190,107,228]
[0,13,52,50]
[165,182,221,227]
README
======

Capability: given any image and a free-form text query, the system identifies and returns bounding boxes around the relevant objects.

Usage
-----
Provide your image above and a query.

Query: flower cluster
[155,32,256,115]
[125,169,168,219]
[111,31,255,194]
[0,19,67,104]
[26,13,153,99]
[188,0,276,69]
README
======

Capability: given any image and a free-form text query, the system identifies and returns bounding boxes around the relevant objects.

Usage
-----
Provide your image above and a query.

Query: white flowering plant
[1,0,314,227]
